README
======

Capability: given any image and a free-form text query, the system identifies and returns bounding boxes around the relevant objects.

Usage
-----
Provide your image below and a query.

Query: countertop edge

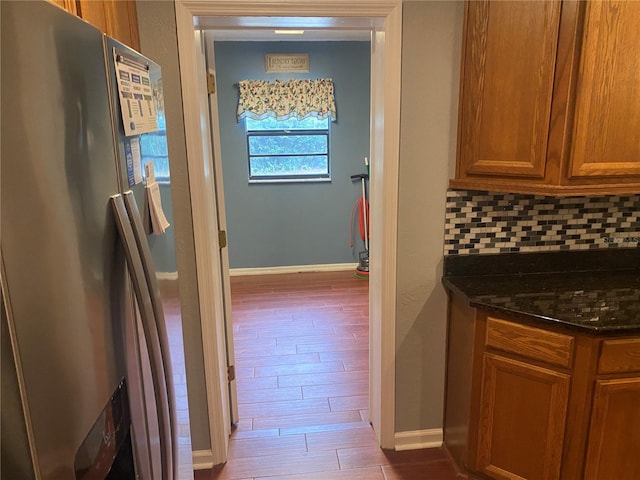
[442,276,640,336]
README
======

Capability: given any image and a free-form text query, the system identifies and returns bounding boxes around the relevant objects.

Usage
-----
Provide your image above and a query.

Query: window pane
[245,116,330,181]
[249,155,329,177]
[246,116,329,131]
[248,135,328,156]
[140,131,170,179]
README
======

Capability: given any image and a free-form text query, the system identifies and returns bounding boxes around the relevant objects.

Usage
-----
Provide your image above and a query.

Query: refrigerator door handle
[122,191,179,480]
[111,194,173,480]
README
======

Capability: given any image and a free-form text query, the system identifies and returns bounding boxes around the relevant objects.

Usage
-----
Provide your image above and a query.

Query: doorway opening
[174,0,402,466]
[204,24,373,441]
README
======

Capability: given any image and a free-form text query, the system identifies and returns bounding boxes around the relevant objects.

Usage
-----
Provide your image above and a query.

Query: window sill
[248,178,332,184]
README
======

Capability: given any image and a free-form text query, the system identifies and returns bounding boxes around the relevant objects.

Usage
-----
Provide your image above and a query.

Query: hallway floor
[194,270,457,480]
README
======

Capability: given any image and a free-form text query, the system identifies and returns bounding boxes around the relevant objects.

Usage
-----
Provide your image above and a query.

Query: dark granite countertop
[443,249,640,334]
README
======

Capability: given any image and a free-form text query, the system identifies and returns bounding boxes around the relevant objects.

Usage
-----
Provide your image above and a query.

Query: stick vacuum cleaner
[351,171,369,279]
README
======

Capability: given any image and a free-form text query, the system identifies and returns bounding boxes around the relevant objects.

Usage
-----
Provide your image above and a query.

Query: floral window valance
[236,78,337,122]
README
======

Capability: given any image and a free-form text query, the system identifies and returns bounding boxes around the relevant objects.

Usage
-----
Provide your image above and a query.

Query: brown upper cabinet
[48,0,77,15]
[452,0,640,196]
[48,0,140,52]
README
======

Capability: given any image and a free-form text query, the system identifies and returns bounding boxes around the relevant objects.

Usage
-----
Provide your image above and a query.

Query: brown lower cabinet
[474,354,570,480]
[583,378,640,479]
[444,294,640,480]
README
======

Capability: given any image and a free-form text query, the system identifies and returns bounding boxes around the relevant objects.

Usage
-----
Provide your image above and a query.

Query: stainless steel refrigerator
[1,2,190,479]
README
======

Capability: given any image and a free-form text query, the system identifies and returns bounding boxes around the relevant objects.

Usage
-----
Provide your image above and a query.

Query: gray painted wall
[395,1,463,432]
[214,41,371,268]
[135,1,211,451]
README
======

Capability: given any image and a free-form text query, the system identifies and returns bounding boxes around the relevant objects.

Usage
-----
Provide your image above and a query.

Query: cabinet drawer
[598,338,640,374]
[486,317,574,368]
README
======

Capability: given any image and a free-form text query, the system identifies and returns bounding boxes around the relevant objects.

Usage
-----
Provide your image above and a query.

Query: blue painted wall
[214,41,371,268]
[147,184,177,273]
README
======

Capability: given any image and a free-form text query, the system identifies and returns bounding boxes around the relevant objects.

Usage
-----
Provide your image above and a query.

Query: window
[245,116,330,182]
[140,113,170,182]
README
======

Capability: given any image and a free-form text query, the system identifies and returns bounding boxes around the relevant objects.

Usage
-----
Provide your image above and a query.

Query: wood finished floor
[194,271,458,480]
[161,281,196,479]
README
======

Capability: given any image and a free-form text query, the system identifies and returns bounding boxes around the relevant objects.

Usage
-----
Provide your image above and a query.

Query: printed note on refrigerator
[144,161,155,183]
[114,49,158,137]
[143,162,170,235]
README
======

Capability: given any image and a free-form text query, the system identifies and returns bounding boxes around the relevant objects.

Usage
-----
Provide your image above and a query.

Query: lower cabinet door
[476,354,570,480]
[584,378,640,480]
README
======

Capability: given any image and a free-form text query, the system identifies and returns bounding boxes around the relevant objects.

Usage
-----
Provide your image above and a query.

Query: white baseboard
[156,272,178,281]
[229,263,358,277]
[394,428,443,451]
[192,449,215,470]
[193,431,441,467]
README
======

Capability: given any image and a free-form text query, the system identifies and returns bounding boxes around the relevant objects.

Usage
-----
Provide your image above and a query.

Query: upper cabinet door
[47,0,77,15]
[76,0,108,33]
[76,1,140,52]
[104,1,140,53]
[458,0,561,179]
[568,1,640,179]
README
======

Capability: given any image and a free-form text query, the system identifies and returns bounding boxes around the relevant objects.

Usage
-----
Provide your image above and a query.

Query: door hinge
[218,230,227,249]
[227,365,236,382]
[207,72,216,94]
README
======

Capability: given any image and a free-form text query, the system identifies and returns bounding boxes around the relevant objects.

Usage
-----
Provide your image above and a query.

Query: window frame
[245,118,331,183]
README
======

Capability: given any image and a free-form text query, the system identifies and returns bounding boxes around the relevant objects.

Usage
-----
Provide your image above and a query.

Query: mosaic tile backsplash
[444,190,640,256]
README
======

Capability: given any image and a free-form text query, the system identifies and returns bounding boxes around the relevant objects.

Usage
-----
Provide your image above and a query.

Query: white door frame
[175,0,402,466]
[202,31,239,427]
